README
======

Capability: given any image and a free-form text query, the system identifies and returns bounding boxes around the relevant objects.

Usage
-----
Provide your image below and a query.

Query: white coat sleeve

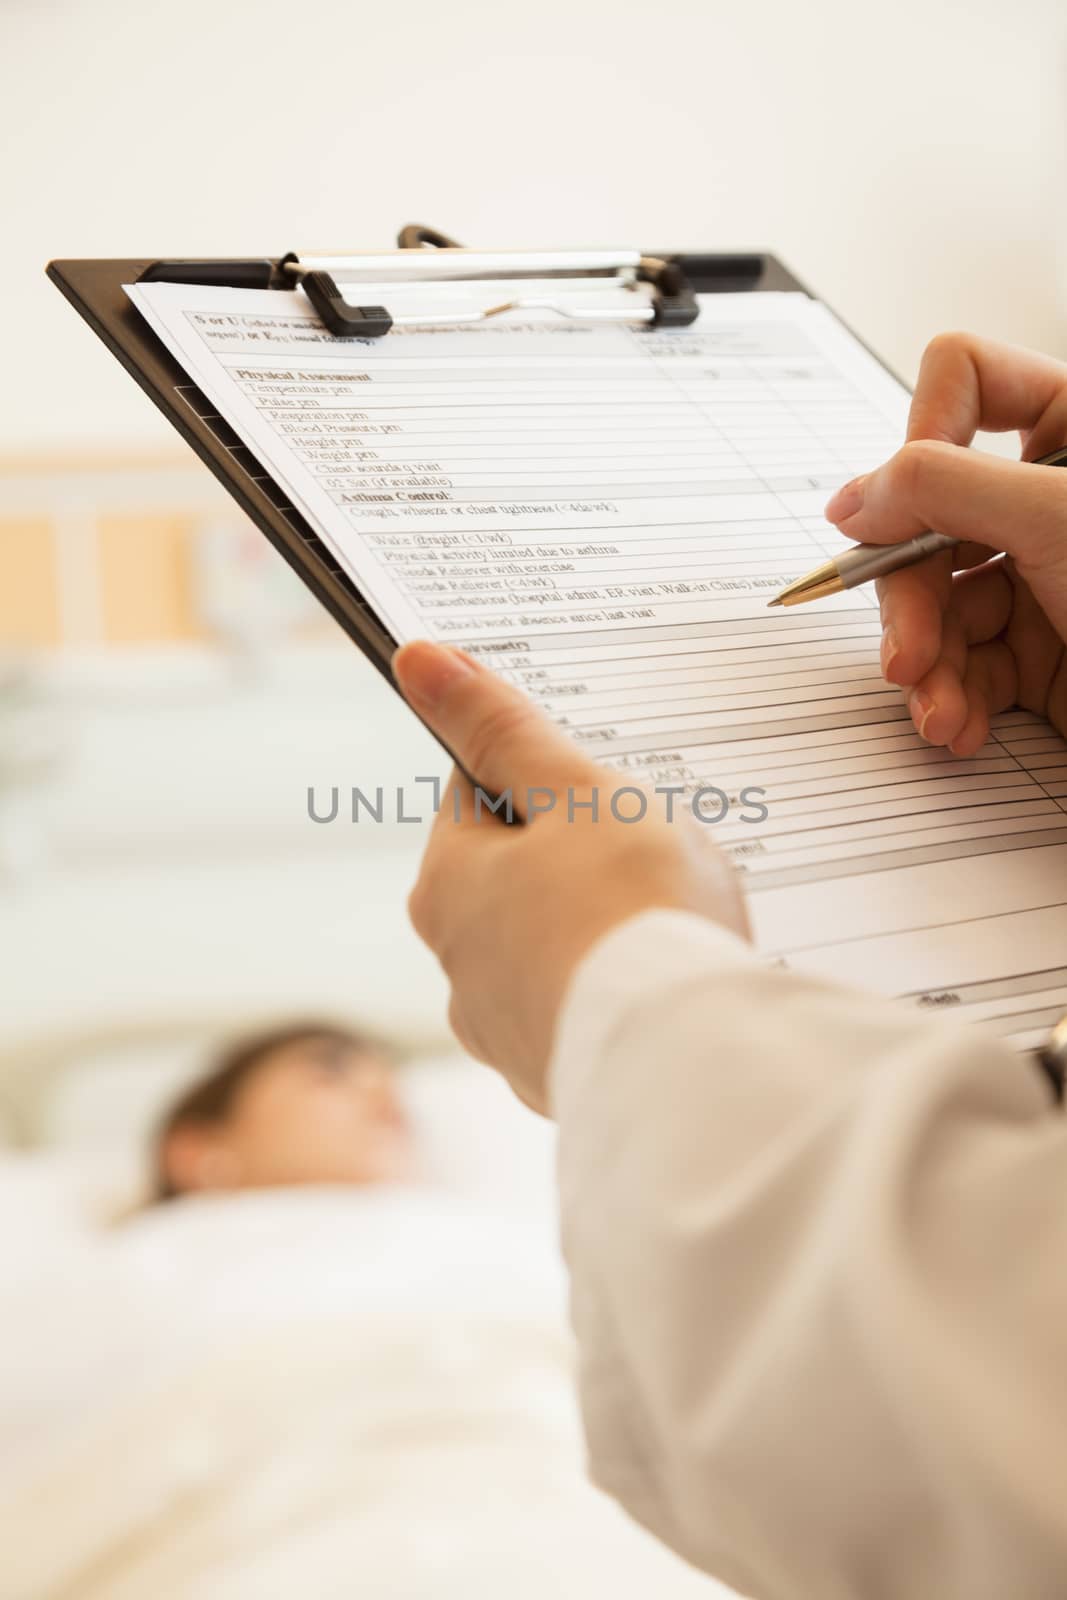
[549,910,1067,1600]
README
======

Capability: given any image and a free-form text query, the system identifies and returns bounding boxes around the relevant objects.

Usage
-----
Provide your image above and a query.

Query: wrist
[535,882,750,1078]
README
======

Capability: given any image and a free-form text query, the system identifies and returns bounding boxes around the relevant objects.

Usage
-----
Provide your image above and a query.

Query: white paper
[127,279,1067,1049]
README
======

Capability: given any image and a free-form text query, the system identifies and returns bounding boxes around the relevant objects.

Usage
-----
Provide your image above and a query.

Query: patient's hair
[153,1022,380,1202]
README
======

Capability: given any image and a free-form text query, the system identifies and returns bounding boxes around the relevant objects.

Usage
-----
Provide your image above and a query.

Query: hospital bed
[0,1015,730,1600]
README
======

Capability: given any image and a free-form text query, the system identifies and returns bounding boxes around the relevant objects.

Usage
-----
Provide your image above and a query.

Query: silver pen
[769,443,1067,607]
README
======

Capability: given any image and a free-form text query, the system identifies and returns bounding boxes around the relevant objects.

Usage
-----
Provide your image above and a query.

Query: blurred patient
[155,1023,417,1199]
[5,1022,716,1600]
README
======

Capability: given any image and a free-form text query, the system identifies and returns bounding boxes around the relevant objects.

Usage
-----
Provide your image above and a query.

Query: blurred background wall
[4,0,1066,449]
[1,0,1065,1115]
[2,0,1066,649]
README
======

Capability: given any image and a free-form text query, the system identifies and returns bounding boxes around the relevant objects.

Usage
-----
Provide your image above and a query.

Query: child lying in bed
[2,1025,726,1600]
[154,1023,416,1200]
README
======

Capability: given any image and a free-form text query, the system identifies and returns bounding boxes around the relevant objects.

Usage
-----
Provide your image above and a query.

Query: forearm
[551,911,1067,1600]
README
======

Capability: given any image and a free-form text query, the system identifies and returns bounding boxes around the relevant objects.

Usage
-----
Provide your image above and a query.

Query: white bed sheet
[0,1183,728,1599]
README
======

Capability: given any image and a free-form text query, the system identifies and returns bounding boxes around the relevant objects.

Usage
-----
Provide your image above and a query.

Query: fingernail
[824,474,867,523]
[909,688,935,739]
[880,625,900,680]
[393,641,474,709]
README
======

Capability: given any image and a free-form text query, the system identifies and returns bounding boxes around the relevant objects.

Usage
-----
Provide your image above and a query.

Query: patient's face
[167,1037,415,1194]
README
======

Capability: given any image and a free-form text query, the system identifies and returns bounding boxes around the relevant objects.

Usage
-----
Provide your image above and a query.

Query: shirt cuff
[548,909,760,1125]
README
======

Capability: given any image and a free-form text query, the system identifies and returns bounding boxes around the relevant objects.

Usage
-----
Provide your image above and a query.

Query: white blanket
[1,1185,723,1599]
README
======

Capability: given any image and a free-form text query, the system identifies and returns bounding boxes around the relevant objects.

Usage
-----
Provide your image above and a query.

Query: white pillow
[404,1056,558,1221]
[40,1032,227,1155]
[0,1149,146,1267]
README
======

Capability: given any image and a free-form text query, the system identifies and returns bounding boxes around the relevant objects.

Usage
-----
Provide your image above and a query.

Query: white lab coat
[550,911,1067,1600]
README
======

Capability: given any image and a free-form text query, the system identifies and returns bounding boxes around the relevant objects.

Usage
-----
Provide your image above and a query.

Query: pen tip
[767,597,782,608]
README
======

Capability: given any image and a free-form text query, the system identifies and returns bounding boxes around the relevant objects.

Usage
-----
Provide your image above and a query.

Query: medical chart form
[128,281,1067,1050]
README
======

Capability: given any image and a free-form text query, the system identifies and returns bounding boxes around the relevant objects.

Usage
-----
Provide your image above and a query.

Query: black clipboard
[46,244,810,689]
[45,248,1067,1099]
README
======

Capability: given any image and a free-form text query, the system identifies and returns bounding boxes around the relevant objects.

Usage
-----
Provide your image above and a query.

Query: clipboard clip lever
[291,272,394,339]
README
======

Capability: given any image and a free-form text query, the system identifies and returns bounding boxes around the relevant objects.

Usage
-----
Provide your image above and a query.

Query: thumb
[393,640,597,808]
[825,440,1067,570]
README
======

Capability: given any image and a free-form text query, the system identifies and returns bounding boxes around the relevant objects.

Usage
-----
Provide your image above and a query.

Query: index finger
[408,768,497,957]
[421,766,487,879]
[906,332,1067,450]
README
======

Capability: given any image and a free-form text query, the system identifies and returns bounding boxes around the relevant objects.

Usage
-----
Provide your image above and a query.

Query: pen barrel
[838,531,959,590]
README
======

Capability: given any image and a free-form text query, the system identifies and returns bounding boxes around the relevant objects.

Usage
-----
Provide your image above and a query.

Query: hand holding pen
[772,333,1067,757]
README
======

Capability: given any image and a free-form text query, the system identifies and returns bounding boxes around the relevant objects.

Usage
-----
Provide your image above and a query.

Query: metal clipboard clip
[279,224,700,339]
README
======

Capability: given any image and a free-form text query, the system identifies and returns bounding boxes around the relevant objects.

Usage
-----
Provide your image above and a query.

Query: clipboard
[46,228,809,687]
[44,233,1067,1098]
